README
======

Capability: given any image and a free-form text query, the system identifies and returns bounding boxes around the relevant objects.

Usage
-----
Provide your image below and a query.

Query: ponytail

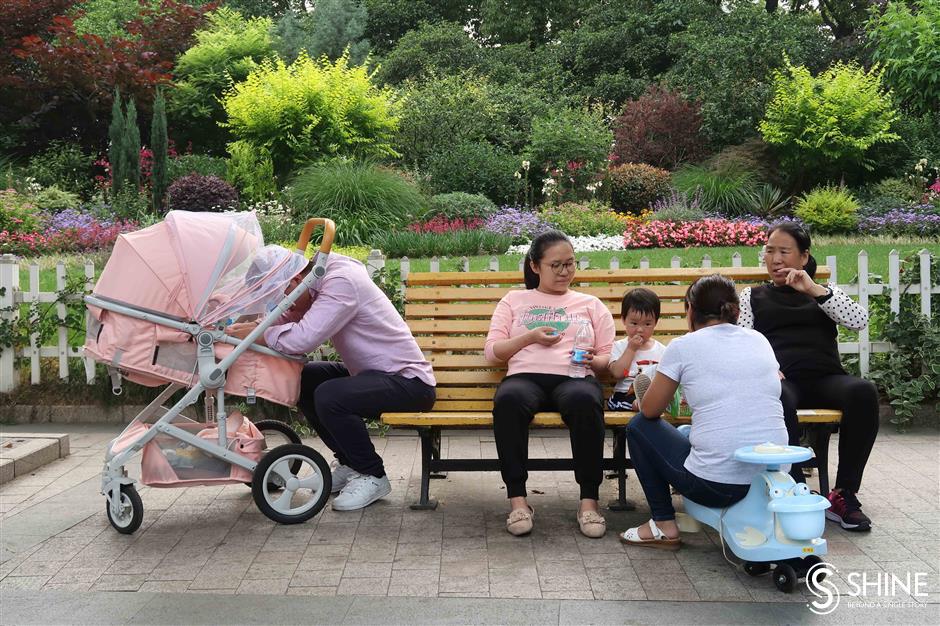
[804,254,818,279]
[523,253,539,289]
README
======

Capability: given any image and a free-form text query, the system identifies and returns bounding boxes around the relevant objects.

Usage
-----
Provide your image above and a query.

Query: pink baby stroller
[84,211,335,533]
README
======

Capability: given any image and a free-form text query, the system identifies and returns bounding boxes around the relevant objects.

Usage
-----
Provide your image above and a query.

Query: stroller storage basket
[131,413,264,487]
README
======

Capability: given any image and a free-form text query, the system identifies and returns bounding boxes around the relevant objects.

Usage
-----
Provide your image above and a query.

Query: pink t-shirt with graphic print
[484,289,616,377]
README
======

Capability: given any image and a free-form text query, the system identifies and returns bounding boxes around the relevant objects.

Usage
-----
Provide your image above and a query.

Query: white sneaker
[330,461,357,494]
[331,473,391,511]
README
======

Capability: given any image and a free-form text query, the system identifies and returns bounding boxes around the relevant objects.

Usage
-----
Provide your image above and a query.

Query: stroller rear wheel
[252,444,331,524]
[250,420,304,490]
[106,484,143,534]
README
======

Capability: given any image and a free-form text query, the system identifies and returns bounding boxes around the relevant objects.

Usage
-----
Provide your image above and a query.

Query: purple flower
[857,205,940,236]
[484,206,552,244]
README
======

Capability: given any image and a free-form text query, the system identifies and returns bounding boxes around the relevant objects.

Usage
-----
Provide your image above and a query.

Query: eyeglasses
[545,261,576,275]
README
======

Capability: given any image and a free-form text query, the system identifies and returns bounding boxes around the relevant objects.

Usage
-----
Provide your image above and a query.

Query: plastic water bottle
[568,319,594,378]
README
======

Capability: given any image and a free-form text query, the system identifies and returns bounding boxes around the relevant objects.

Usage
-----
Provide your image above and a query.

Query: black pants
[781,374,879,493]
[297,362,436,478]
[492,373,605,500]
[626,414,749,520]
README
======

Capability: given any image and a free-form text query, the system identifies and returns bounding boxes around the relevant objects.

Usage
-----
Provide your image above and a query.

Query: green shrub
[373,229,511,258]
[105,189,151,222]
[168,154,229,182]
[538,202,627,236]
[32,187,81,212]
[426,141,522,205]
[759,59,899,185]
[0,190,43,234]
[671,163,758,217]
[289,161,426,246]
[750,184,790,219]
[226,142,277,203]
[606,163,671,213]
[524,107,612,203]
[25,140,95,199]
[426,192,497,221]
[867,0,940,116]
[169,8,276,152]
[794,186,860,234]
[222,52,399,177]
[707,138,782,187]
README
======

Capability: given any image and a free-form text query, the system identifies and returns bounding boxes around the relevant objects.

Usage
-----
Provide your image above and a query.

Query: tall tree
[150,87,168,212]
[124,98,141,190]
[308,0,370,64]
[108,89,127,195]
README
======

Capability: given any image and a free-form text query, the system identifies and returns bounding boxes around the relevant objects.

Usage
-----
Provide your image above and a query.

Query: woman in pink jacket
[485,231,616,539]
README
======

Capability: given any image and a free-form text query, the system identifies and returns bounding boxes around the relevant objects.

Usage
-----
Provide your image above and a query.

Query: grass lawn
[15,236,940,292]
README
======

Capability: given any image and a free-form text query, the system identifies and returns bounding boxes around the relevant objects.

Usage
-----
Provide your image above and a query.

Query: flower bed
[0,208,138,256]
[858,205,940,237]
[623,219,767,249]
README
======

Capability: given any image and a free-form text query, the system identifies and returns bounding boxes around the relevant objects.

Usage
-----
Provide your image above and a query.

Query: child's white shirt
[610,338,667,393]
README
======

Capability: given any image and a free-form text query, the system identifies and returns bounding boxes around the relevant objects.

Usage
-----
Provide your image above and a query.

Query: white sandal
[619,519,681,550]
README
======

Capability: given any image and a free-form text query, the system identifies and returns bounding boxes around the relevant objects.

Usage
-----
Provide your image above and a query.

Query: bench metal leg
[607,427,636,511]
[808,425,834,496]
[429,427,447,480]
[410,427,439,510]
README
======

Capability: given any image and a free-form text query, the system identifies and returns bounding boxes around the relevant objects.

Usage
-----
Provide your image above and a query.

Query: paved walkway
[0,423,938,624]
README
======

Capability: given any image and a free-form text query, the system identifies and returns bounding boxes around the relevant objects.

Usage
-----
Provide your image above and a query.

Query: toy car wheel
[744,561,771,577]
[252,444,331,524]
[803,555,825,580]
[250,420,303,490]
[106,484,143,534]
[773,563,798,593]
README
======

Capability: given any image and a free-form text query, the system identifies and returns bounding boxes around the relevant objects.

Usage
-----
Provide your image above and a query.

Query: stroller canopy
[92,211,307,325]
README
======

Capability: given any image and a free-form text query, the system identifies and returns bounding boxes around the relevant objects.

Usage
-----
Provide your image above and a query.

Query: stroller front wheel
[252,444,331,524]
[106,484,143,534]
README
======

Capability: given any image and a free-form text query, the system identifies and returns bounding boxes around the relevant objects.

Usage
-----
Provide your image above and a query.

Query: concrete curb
[0,431,69,484]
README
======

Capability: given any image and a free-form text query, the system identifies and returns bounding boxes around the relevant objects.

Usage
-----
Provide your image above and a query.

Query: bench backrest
[404,266,830,412]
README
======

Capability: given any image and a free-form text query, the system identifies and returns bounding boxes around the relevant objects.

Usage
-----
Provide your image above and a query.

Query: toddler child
[607,288,666,410]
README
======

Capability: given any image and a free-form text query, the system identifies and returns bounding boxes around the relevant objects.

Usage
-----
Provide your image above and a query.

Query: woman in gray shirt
[619,274,787,550]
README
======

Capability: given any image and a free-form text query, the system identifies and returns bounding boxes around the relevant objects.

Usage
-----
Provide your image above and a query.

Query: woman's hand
[528,326,563,347]
[779,268,828,298]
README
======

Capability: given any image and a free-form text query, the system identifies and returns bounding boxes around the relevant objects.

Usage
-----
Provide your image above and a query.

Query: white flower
[522,160,530,170]
[514,171,522,179]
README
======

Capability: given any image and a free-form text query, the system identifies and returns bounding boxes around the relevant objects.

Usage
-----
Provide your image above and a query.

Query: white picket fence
[0,248,936,394]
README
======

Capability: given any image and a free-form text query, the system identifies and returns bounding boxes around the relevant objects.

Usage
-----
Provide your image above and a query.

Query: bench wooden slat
[405,284,759,302]
[415,332,684,351]
[434,370,506,384]
[406,301,690,318]
[382,409,842,426]
[405,267,830,286]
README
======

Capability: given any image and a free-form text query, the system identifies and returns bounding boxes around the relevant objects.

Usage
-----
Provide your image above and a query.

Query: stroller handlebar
[296,218,336,256]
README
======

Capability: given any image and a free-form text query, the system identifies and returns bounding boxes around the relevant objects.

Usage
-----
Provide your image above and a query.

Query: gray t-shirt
[656,324,787,485]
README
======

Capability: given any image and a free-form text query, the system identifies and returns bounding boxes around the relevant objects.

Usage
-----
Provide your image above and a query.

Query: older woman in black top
[739,222,878,532]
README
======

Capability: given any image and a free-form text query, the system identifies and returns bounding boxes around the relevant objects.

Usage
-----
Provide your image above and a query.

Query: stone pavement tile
[388,581,440,597]
[395,541,442,558]
[441,559,488,578]
[642,582,701,601]
[348,543,397,563]
[47,560,114,584]
[104,558,162,575]
[8,558,68,577]
[286,585,338,596]
[188,563,250,590]
[92,573,147,591]
[337,576,390,596]
[441,548,488,563]
[138,580,190,593]
[236,577,290,595]
[393,554,441,571]
[0,575,51,589]
[147,560,207,581]
[541,588,596,600]
[302,542,352,558]
[184,587,236,595]
[343,560,393,578]
[692,578,753,601]
[250,549,303,566]
[41,580,94,591]
[290,568,344,587]
[297,554,348,572]
[635,569,694,589]
[245,560,298,580]
[309,524,358,546]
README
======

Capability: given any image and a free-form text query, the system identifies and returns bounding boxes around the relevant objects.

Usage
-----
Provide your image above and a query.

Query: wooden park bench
[381,265,842,510]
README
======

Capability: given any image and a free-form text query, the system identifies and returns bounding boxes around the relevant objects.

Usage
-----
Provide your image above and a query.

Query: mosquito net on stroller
[84,210,309,406]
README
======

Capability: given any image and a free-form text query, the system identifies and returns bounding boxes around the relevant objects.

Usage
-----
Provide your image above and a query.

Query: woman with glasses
[738,221,877,532]
[484,230,616,539]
